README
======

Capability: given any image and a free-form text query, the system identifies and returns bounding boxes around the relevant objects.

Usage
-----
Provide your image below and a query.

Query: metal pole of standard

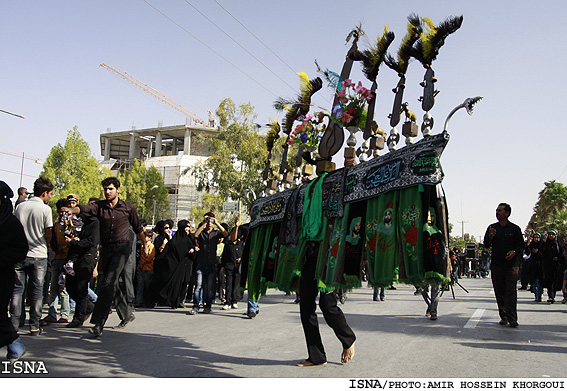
[19,152,24,188]
[152,197,156,226]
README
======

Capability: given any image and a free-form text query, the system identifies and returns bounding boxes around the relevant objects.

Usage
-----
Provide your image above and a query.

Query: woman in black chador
[0,181,28,364]
[147,220,173,306]
[524,233,544,302]
[542,231,565,303]
[157,220,196,309]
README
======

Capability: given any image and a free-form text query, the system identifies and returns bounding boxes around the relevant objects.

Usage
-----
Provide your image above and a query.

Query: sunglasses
[164,226,171,230]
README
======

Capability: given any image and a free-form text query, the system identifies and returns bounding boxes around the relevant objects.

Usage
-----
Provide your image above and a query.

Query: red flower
[405,227,418,246]
[330,242,340,258]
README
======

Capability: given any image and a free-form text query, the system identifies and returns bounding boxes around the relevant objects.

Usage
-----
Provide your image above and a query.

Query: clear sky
[1,1,565,240]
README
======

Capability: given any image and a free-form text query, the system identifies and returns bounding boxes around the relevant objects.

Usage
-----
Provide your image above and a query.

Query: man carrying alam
[483,203,524,328]
[63,177,145,337]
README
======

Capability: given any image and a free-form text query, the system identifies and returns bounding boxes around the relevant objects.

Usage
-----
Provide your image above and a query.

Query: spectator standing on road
[0,181,28,364]
[483,203,524,328]
[541,231,564,304]
[221,217,245,310]
[147,220,173,307]
[217,223,229,305]
[11,177,54,336]
[14,187,29,208]
[62,177,145,337]
[189,212,228,315]
[41,198,73,326]
[561,237,567,304]
[449,248,459,280]
[135,230,155,307]
[525,233,544,302]
[64,212,100,328]
[158,220,196,309]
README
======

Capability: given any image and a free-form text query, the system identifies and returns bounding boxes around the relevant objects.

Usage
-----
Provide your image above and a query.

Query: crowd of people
[521,230,567,303]
[0,176,250,365]
[2,179,567,367]
[447,224,567,307]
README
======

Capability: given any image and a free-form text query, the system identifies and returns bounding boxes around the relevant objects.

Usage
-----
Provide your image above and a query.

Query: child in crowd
[135,230,155,307]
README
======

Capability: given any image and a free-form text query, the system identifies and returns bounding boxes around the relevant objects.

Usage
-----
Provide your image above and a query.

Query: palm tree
[528,180,567,234]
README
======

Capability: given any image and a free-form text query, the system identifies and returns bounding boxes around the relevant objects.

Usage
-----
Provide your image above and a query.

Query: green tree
[189,192,237,226]
[41,127,112,207]
[528,180,567,235]
[118,159,170,225]
[188,98,267,210]
[449,233,478,252]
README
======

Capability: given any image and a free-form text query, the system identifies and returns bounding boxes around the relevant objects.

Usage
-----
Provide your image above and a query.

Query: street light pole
[150,185,158,226]
[152,197,157,226]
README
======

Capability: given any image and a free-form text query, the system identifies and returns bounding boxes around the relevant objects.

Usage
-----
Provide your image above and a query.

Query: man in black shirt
[221,217,245,310]
[63,177,145,336]
[189,212,228,314]
[483,203,524,328]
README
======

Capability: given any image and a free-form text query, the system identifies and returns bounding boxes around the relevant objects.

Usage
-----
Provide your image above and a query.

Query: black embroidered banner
[249,132,449,228]
[343,132,449,202]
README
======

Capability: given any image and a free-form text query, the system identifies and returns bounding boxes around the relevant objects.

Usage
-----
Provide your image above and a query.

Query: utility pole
[458,220,468,240]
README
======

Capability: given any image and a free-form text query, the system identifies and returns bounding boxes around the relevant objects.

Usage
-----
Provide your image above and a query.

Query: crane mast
[100,63,210,127]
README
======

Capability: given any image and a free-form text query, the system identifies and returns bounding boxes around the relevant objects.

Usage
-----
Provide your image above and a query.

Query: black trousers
[91,243,133,327]
[224,265,239,304]
[491,265,519,323]
[66,258,96,324]
[299,242,356,364]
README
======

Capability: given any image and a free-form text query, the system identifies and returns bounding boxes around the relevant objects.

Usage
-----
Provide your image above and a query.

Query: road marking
[464,308,485,329]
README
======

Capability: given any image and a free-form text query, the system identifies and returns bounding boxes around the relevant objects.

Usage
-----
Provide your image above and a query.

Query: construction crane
[100,63,215,127]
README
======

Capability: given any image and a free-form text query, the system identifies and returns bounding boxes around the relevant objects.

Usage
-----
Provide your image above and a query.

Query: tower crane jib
[100,63,210,127]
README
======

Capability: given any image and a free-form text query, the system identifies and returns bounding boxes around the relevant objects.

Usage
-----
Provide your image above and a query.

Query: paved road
[4,276,567,379]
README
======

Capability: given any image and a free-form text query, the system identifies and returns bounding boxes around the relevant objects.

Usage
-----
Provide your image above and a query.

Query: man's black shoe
[66,320,83,328]
[499,319,508,326]
[89,325,103,337]
[247,311,257,319]
[114,313,135,329]
[509,321,519,328]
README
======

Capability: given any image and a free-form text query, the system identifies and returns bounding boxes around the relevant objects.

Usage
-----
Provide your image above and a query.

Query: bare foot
[341,342,355,363]
[296,359,327,367]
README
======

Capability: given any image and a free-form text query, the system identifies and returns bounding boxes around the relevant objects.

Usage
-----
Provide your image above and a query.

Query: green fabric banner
[246,224,273,302]
[397,185,424,285]
[321,204,350,291]
[301,173,328,242]
[273,219,307,293]
[365,190,399,287]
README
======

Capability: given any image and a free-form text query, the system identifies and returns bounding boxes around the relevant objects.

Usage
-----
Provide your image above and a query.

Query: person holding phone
[189,212,228,314]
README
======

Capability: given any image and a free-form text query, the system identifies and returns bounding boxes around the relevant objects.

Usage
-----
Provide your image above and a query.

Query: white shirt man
[11,177,53,334]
